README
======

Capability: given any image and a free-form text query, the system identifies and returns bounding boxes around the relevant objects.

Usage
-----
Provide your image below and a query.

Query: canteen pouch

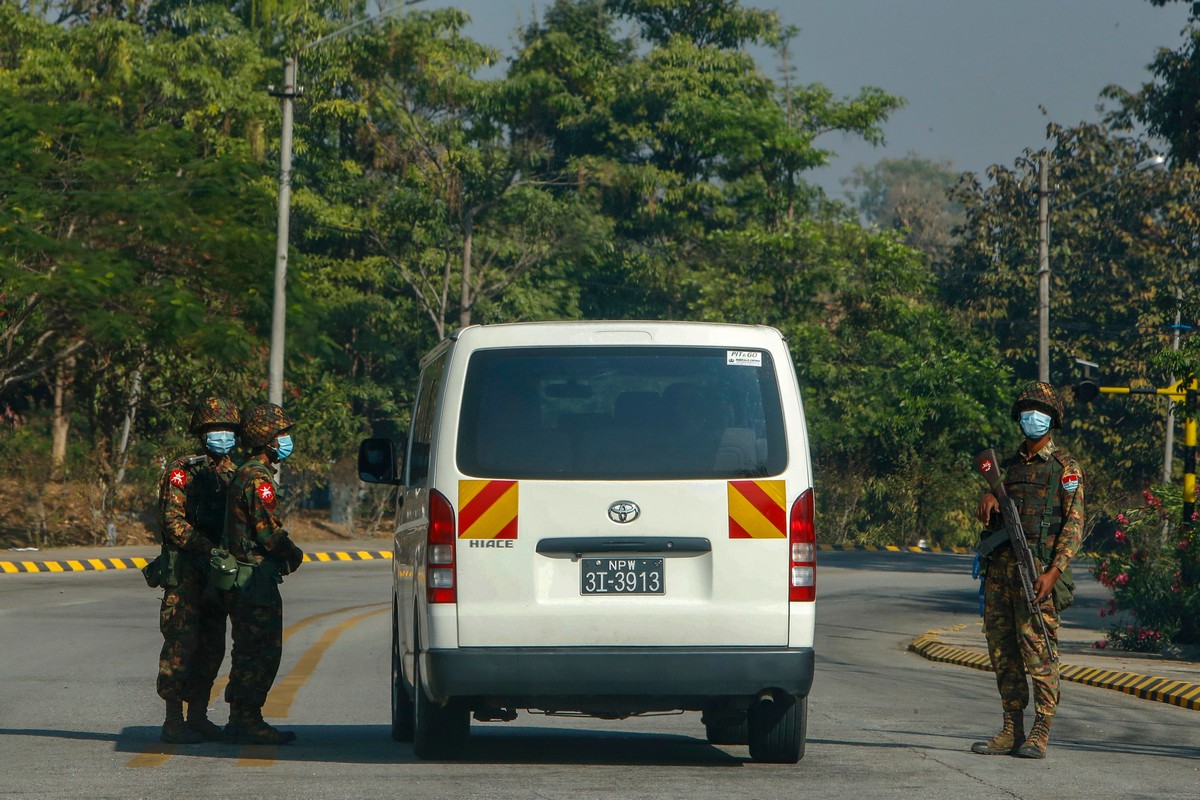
[208,549,239,591]
[142,552,166,588]
[237,558,283,607]
[1035,542,1075,612]
[142,549,181,589]
[1052,564,1075,612]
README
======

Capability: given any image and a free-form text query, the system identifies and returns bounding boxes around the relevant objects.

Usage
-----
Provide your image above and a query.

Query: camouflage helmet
[240,403,294,450]
[188,397,240,434]
[1011,381,1064,428]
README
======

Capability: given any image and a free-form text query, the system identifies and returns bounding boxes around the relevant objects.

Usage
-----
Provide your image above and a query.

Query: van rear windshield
[457,346,787,480]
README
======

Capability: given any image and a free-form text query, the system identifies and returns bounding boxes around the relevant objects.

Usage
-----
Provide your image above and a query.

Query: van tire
[390,602,414,742]
[747,694,806,763]
[412,634,470,759]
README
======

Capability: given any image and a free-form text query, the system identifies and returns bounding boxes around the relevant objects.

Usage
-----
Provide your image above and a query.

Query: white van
[359,321,816,763]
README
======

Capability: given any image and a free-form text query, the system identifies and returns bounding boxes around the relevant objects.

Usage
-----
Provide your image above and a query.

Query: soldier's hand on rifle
[976,493,999,525]
[1033,567,1061,604]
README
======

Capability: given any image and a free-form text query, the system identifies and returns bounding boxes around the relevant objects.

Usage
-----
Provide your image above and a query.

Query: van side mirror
[359,437,403,485]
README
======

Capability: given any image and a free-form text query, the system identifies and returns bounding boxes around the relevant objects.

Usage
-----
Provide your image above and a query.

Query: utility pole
[268,57,298,408]
[1033,153,1164,385]
[264,4,422,409]
[1037,153,1051,384]
[1164,286,1185,483]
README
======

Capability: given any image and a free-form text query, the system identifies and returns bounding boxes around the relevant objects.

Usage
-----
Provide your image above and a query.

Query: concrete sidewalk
[910,621,1200,712]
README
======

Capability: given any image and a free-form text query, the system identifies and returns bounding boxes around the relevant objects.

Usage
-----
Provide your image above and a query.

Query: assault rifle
[972,448,1056,662]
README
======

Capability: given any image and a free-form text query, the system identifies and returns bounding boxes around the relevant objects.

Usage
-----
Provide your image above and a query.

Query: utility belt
[141,544,211,589]
[974,530,1075,611]
[208,548,284,606]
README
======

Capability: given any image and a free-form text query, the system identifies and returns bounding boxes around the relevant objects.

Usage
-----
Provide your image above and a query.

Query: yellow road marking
[236,744,278,767]
[262,607,388,719]
[241,607,386,767]
[125,602,387,769]
[125,743,179,769]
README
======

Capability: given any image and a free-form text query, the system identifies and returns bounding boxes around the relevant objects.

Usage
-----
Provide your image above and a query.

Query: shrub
[1092,484,1200,652]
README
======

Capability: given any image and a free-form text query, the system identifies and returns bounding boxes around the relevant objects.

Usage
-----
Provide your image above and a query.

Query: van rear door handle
[536,536,711,555]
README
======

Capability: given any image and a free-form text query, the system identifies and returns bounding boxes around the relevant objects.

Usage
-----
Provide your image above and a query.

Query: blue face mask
[205,430,236,456]
[272,434,294,461]
[1019,410,1053,440]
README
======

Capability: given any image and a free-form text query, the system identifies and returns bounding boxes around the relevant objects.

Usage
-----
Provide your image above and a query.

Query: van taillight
[789,488,815,602]
[427,490,456,604]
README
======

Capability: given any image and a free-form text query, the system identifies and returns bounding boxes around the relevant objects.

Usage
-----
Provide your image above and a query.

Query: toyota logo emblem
[608,501,640,524]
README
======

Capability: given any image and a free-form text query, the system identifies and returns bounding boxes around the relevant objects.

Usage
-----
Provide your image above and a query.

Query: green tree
[1105,1,1200,163]
[0,6,274,530]
[843,152,965,272]
[948,122,1195,525]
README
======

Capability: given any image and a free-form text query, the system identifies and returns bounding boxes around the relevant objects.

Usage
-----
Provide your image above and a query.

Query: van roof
[447,321,786,351]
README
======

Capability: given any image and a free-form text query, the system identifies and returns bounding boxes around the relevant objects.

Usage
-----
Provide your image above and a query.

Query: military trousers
[157,563,227,704]
[982,547,1061,717]
[223,585,283,710]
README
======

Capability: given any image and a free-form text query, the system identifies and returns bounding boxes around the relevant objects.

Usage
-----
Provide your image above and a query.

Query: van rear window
[457,346,787,480]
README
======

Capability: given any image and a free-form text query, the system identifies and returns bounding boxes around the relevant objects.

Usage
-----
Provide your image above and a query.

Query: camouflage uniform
[153,396,240,744]
[975,382,1084,759]
[222,403,303,744]
[983,439,1084,715]
[156,453,234,705]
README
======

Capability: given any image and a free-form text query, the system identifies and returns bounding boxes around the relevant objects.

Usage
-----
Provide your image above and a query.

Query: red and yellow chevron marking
[459,479,518,539]
[728,480,786,539]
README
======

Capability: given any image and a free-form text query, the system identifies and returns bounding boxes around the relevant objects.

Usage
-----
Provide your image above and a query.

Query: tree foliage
[18,0,1184,549]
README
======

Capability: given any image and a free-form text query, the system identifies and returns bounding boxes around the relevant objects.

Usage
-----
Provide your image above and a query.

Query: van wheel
[747,694,806,764]
[390,601,414,742]
[412,641,470,759]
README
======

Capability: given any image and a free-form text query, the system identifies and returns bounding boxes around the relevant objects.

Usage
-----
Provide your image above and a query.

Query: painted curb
[909,625,1200,712]
[0,550,392,575]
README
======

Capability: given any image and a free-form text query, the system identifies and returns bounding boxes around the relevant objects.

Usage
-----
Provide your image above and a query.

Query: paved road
[0,549,1196,799]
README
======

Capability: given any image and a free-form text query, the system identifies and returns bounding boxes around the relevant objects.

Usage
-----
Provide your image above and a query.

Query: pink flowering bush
[1093,484,1200,652]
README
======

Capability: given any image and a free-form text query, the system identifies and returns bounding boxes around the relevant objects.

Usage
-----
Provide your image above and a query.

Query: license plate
[581,558,664,595]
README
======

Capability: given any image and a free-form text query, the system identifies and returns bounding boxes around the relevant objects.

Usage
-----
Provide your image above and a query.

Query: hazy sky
[419,1,1194,194]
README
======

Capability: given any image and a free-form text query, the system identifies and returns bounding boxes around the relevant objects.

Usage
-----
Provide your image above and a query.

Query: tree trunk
[459,210,474,330]
[106,364,143,519]
[328,455,358,533]
[50,357,74,482]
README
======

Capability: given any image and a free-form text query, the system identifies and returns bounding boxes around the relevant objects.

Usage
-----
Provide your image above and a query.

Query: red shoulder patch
[168,469,188,488]
[1061,471,1080,492]
[256,481,278,510]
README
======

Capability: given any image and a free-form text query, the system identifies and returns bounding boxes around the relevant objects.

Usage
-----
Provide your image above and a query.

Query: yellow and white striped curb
[0,550,392,575]
[909,625,1200,712]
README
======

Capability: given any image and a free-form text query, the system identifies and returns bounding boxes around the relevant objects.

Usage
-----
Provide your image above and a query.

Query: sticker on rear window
[726,350,763,367]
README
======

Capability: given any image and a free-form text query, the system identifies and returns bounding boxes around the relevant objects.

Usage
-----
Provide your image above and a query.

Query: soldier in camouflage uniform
[221,402,305,745]
[972,381,1085,759]
[155,397,240,744]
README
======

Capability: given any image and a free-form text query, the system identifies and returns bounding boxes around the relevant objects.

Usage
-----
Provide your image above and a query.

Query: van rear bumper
[424,647,814,698]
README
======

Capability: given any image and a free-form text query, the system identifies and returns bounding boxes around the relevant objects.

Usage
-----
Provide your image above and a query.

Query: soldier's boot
[185,699,225,742]
[160,700,203,744]
[1013,714,1052,759]
[969,711,1025,755]
[224,704,297,745]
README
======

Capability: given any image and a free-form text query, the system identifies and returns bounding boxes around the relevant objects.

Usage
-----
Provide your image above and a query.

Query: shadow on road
[1,724,748,766]
[858,726,1200,760]
[818,551,972,575]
